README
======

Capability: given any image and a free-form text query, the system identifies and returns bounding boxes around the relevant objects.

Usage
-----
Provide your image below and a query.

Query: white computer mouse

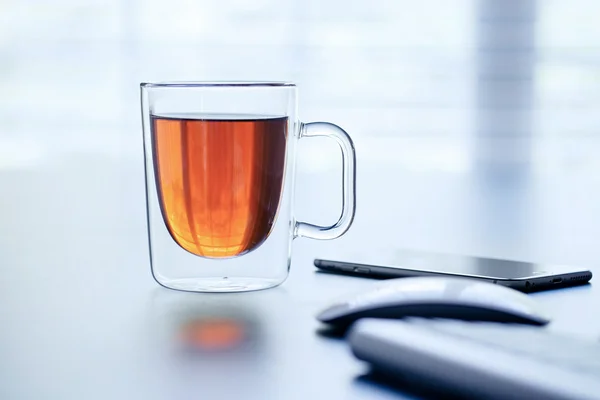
[317,277,551,327]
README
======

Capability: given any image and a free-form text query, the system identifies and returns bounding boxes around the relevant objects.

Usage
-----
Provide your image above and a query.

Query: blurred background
[1,0,599,266]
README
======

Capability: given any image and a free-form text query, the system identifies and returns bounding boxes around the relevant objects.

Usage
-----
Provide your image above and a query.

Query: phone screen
[318,249,582,280]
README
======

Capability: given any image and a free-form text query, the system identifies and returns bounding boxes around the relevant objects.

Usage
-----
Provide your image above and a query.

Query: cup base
[155,276,284,293]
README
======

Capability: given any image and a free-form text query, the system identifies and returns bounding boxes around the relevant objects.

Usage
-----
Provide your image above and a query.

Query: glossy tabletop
[1,155,599,400]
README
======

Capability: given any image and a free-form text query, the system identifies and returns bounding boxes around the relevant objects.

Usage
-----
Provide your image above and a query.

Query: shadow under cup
[152,114,288,259]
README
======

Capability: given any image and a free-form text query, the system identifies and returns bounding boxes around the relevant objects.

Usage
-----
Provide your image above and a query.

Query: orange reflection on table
[179,318,246,351]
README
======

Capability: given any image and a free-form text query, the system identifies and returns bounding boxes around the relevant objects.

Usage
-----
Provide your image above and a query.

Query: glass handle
[294,122,357,240]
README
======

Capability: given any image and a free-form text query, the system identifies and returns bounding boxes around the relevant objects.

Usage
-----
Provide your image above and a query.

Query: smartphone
[314,249,593,292]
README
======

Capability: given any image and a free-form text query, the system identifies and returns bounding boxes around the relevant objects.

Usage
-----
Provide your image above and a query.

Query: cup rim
[140,81,296,88]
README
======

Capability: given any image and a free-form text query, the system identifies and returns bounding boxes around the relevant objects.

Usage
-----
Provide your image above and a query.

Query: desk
[1,150,599,400]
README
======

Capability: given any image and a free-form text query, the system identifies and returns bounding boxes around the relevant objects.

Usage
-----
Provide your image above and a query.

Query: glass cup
[140,82,356,292]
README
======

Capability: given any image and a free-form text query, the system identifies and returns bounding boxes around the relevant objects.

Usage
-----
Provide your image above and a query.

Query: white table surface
[1,148,598,400]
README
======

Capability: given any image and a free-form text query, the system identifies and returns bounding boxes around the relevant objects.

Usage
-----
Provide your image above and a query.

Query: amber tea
[152,114,288,258]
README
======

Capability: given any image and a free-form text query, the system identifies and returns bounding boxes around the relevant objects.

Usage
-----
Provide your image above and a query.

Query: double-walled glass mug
[140,82,356,292]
